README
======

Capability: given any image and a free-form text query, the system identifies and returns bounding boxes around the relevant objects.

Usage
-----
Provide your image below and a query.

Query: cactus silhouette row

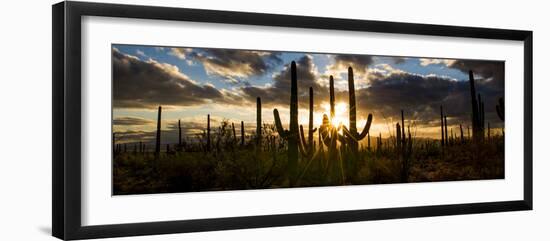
[113,62,504,189]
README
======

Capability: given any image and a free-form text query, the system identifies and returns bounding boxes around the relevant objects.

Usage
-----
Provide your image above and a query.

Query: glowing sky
[112,44,504,144]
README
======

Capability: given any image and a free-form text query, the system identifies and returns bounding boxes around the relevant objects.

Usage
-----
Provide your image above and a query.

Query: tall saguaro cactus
[178,119,182,148]
[206,114,211,151]
[444,115,448,146]
[440,106,445,148]
[299,87,317,158]
[240,121,245,146]
[342,67,373,183]
[469,70,486,141]
[496,97,505,121]
[343,67,373,152]
[273,61,300,186]
[155,106,162,157]
[256,97,262,144]
[232,122,237,143]
[329,75,335,120]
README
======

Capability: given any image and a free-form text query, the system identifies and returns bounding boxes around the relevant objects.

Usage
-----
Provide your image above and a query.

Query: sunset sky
[112,44,504,144]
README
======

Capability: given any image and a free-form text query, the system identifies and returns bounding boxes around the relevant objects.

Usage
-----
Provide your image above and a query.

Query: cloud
[189,49,282,81]
[241,55,327,109]
[419,58,456,66]
[354,68,503,129]
[113,48,229,109]
[136,49,147,58]
[417,58,504,88]
[169,47,193,60]
[113,116,154,126]
[447,60,505,88]
[327,54,374,76]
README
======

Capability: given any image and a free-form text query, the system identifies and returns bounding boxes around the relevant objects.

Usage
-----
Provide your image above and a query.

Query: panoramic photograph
[111,44,505,195]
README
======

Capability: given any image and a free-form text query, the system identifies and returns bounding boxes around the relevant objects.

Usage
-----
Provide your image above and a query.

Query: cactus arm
[357,113,373,140]
[341,125,357,141]
[299,125,308,149]
[297,128,308,157]
[273,109,287,138]
[320,125,332,146]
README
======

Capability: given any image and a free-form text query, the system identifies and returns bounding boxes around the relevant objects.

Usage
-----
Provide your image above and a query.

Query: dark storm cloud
[113,49,228,109]
[355,70,504,128]
[447,60,505,88]
[190,49,282,81]
[330,54,374,74]
[113,116,153,126]
[241,55,328,109]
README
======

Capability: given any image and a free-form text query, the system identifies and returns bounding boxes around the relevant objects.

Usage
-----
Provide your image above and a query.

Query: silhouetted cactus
[241,121,245,146]
[232,122,237,143]
[319,114,344,184]
[273,61,300,186]
[396,115,412,182]
[440,106,445,148]
[155,106,162,158]
[329,75,335,120]
[444,115,448,146]
[469,70,486,141]
[256,97,262,144]
[206,114,211,151]
[396,122,402,150]
[496,97,504,121]
[342,67,373,151]
[178,119,182,149]
[342,67,373,182]
[299,87,317,158]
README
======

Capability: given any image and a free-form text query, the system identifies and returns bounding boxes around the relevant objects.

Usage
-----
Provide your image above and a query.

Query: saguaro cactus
[395,120,412,182]
[256,97,262,144]
[273,61,300,186]
[329,75,335,120]
[155,106,162,157]
[342,67,373,182]
[206,114,211,151]
[232,122,237,143]
[469,70,486,141]
[496,97,504,121]
[178,119,182,148]
[241,121,245,146]
[299,87,317,158]
[343,67,373,153]
[440,106,445,148]
[444,115,448,146]
[320,114,344,184]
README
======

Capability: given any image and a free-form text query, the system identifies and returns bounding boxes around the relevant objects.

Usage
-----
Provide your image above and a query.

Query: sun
[320,102,348,126]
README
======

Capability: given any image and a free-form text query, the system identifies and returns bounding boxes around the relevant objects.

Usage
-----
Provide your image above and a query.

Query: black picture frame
[52,1,533,240]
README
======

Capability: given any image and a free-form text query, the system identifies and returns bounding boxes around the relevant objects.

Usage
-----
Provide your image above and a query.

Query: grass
[113,132,504,195]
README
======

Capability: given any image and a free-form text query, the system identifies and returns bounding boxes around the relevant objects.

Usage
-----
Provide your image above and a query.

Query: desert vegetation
[113,61,504,195]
